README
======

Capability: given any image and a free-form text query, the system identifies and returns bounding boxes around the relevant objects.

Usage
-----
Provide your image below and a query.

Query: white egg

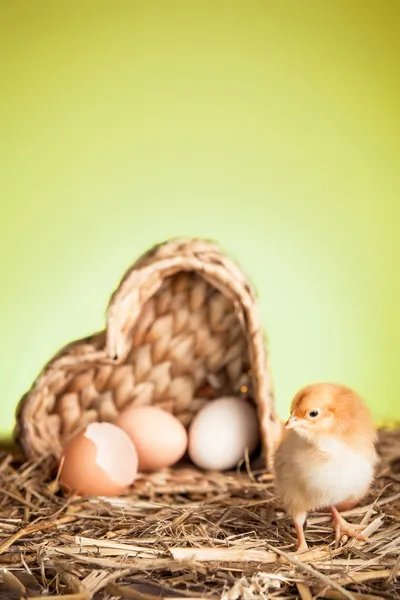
[188,396,260,471]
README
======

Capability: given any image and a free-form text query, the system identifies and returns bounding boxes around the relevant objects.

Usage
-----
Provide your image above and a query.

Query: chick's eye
[308,409,319,418]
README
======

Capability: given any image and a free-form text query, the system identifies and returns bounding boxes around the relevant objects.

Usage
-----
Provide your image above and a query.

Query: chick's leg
[292,512,308,553]
[317,497,360,514]
[330,506,368,548]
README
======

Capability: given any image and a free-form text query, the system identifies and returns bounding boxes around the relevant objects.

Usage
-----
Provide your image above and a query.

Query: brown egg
[60,422,138,496]
[114,405,188,471]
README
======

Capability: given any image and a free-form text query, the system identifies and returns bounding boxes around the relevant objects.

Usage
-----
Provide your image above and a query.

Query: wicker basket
[14,238,281,471]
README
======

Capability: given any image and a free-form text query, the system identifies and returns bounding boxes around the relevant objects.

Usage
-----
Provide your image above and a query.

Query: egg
[60,422,138,496]
[114,405,188,471]
[188,396,260,471]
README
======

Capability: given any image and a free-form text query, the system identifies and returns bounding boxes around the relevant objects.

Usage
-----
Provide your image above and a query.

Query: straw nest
[0,428,399,600]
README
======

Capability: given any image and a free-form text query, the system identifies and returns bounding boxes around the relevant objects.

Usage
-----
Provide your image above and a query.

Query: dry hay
[0,429,399,600]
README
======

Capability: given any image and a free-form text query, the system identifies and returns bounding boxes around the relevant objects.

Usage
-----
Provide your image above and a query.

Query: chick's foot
[330,506,368,547]
[295,541,309,554]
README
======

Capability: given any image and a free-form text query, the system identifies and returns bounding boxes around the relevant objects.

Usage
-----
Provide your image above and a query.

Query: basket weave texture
[15,238,280,470]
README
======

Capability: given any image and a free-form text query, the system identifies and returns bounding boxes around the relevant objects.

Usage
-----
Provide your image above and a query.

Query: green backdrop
[1,1,399,437]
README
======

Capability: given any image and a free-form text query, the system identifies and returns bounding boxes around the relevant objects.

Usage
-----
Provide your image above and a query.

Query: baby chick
[274,383,378,552]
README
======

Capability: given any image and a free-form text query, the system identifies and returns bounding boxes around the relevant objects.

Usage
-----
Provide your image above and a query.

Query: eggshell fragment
[60,422,138,496]
[114,405,188,471]
[188,396,260,471]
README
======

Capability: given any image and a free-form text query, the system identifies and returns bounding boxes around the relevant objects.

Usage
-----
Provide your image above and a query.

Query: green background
[1,1,399,437]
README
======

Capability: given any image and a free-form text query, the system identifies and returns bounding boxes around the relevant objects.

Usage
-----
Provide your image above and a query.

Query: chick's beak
[284,415,306,429]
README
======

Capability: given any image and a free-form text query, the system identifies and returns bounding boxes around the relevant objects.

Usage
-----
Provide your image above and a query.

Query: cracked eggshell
[60,422,138,496]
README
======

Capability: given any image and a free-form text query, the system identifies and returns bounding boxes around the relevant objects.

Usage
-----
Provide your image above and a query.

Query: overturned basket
[15,238,281,472]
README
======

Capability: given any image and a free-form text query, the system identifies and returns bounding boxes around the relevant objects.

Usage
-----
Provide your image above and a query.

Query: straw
[0,428,398,599]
